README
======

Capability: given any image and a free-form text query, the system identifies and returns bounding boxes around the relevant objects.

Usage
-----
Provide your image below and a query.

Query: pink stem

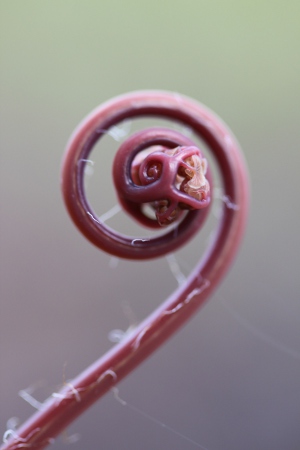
[2,91,249,450]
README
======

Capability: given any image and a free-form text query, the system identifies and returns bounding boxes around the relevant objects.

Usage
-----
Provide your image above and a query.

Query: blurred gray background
[1,1,299,449]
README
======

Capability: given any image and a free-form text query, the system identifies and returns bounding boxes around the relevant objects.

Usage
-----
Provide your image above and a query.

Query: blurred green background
[1,1,299,449]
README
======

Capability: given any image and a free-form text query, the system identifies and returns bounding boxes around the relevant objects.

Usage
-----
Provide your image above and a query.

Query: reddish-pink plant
[2,91,249,450]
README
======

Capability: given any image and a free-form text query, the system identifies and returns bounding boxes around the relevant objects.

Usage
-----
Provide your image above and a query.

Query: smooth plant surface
[1,91,248,450]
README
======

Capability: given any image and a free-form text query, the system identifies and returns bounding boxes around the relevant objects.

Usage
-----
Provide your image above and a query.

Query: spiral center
[112,128,211,228]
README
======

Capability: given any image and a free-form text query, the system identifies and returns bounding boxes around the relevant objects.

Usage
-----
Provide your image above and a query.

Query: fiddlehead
[2,91,248,450]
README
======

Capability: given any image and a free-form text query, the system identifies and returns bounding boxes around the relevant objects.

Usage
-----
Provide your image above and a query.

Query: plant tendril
[1,91,249,450]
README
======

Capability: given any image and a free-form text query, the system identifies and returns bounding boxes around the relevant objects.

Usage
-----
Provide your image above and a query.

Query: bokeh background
[1,1,299,449]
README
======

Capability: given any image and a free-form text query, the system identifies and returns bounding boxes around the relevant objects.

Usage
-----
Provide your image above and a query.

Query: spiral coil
[2,91,249,450]
[61,91,248,261]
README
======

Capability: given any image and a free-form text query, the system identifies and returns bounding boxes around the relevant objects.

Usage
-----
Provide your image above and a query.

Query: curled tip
[1,91,249,450]
[115,139,211,227]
